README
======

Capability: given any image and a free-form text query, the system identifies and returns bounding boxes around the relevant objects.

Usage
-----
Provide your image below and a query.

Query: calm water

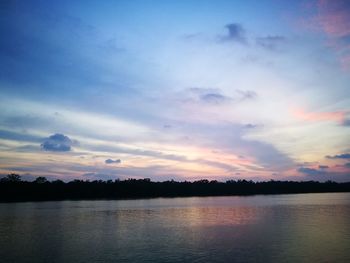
[0,193,349,263]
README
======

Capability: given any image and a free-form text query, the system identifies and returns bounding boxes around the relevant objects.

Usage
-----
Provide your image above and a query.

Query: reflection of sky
[0,0,349,181]
[1,194,349,262]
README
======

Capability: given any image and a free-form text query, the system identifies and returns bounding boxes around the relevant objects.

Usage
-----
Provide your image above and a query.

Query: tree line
[1,173,349,202]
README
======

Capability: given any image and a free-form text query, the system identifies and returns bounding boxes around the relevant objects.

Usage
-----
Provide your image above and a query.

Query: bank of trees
[1,174,349,202]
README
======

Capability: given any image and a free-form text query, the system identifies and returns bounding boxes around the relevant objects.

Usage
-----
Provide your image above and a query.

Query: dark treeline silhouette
[1,173,350,202]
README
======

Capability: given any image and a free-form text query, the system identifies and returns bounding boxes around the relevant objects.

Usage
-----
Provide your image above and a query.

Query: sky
[0,0,349,182]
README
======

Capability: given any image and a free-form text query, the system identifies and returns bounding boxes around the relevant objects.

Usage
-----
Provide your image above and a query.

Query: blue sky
[0,0,349,181]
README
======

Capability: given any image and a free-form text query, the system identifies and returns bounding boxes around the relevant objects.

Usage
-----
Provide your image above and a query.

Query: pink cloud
[292,108,349,123]
[316,0,350,37]
[301,0,350,71]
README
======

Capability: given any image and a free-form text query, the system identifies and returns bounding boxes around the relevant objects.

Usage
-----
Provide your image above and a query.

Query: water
[0,193,349,263]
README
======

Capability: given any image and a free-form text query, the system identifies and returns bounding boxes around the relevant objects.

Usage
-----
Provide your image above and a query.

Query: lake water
[0,193,349,263]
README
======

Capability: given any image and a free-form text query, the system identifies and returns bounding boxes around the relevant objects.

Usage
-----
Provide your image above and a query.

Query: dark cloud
[326,153,350,159]
[345,163,350,168]
[41,133,75,152]
[297,167,326,176]
[105,159,121,164]
[244,124,258,129]
[256,35,285,50]
[319,165,329,169]
[343,119,350,126]
[200,93,229,104]
[188,88,232,105]
[221,23,247,44]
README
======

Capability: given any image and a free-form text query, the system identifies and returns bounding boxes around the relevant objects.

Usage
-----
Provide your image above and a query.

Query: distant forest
[1,173,350,202]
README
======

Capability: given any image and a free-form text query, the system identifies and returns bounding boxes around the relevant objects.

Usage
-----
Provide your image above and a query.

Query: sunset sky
[0,0,349,182]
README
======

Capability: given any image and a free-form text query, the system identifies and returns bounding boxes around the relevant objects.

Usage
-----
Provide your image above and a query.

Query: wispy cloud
[236,90,257,101]
[0,129,43,143]
[186,88,256,105]
[256,35,286,50]
[319,165,329,169]
[326,153,350,159]
[187,88,232,105]
[301,0,350,70]
[297,167,326,176]
[292,108,348,124]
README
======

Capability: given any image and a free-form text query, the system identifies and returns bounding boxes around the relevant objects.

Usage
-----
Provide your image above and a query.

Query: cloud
[0,129,43,143]
[256,35,285,50]
[105,159,121,164]
[326,153,350,159]
[313,0,350,38]
[318,165,329,169]
[188,88,232,105]
[86,143,188,162]
[3,115,50,129]
[243,123,262,129]
[200,93,229,104]
[221,23,247,44]
[343,119,350,126]
[41,133,75,152]
[236,90,257,100]
[345,163,350,168]
[301,0,350,70]
[88,142,238,172]
[292,108,348,124]
[15,145,41,152]
[196,159,238,172]
[297,167,326,176]
[188,88,256,105]
[244,124,257,129]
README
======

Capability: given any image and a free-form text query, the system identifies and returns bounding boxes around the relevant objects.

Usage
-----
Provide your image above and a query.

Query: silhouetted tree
[34,177,48,184]
[1,173,22,182]
[0,175,349,202]
[52,179,64,184]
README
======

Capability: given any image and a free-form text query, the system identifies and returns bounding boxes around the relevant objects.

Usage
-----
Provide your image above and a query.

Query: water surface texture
[1,193,349,263]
